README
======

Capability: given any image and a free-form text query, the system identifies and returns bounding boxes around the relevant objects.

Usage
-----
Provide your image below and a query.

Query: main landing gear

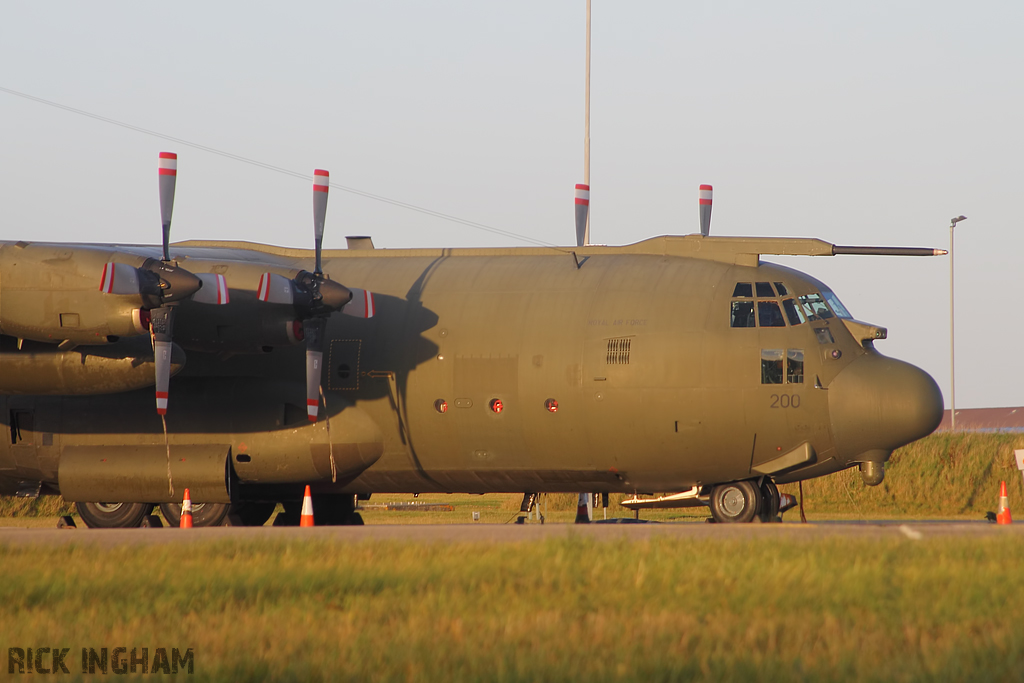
[74,501,276,528]
[708,477,782,524]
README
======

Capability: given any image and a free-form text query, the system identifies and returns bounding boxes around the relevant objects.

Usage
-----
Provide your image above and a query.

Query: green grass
[1,535,1023,681]
[779,432,1024,519]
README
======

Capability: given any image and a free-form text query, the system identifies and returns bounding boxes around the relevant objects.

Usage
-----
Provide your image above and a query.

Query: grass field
[3,432,1024,681]
[2,534,1023,681]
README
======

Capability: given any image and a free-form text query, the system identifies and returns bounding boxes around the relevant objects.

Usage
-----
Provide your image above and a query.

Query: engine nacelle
[0,242,152,345]
[0,337,185,395]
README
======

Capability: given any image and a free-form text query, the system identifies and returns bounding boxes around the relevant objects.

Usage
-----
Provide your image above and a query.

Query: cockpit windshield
[820,288,852,319]
[799,290,853,321]
[798,293,833,321]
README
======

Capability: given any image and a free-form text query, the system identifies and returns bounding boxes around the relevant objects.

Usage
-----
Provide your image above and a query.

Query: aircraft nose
[828,352,944,463]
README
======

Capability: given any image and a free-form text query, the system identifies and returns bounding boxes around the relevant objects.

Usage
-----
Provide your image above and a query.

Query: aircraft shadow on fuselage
[0,291,441,438]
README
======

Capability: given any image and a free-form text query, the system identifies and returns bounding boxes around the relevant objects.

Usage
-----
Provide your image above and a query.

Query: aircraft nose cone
[828,352,944,462]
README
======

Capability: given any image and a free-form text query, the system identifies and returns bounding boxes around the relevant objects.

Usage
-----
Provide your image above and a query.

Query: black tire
[758,478,781,523]
[346,512,364,526]
[75,502,154,529]
[159,502,230,527]
[311,495,358,526]
[227,502,277,527]
[709,481,762,524]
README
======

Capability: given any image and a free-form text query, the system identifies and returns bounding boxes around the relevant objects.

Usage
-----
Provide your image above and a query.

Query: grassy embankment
[2,432,1022,524]
[2,535,1023,681]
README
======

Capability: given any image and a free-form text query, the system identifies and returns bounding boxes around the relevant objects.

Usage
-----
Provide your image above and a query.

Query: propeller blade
[150,306,175,415]
[192,274,230,305]
[574,183,590,247]
[303,317,326,422]
[312,169,329,275]
[158,153,177,261]
[699,184,713,237]
[342,288,376,319]
[257,272,296,305]
[99,262,141,295]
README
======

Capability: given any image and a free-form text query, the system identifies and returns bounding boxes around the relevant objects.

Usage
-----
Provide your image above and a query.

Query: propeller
[257,169,378,422]
[575,183,590,247]
[699,184,713,236]
[98,152,229,415]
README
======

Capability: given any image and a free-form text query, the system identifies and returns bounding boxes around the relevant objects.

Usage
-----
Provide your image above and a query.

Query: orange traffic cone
[180,488,193,529]
[997,481,1012,525]
[300,485,315,527]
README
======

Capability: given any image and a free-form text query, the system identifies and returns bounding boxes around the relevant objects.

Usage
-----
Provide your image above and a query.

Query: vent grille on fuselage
[606,338,631,365]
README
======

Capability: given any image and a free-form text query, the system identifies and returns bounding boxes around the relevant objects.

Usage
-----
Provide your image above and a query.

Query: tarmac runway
[0,521,1018,547]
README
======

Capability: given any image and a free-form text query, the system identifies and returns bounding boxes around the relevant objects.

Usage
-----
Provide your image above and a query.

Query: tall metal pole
[584,0,591,242]
[949,221,955,431]
[585,0,591,186]
[949,215,967,431]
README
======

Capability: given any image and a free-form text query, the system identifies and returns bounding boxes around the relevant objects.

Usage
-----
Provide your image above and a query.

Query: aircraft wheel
[346,512,364,526]
[75,502,154,529]
[758,478,781,523]
[227,502,277,527]
[709,481,761,524]
[159,502,230,527]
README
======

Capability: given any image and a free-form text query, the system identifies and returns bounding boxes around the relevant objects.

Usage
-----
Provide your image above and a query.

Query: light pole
[949,215,967,430]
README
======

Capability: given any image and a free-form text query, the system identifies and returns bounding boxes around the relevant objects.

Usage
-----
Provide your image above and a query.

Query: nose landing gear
[709,477,783,524]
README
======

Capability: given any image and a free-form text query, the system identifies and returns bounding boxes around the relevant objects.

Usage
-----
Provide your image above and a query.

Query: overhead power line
[0,85,562,249]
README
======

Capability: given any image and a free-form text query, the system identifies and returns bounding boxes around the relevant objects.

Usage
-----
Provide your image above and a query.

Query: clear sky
[1,1,1021,408]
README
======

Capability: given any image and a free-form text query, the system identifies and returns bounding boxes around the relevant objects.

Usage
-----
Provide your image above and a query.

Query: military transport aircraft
[0,154,945,527]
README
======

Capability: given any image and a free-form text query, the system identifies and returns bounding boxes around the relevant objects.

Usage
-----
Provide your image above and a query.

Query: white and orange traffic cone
[180,488,193,529]
[997,481,1012,525]
[300,485,315,527]
[574,492,591,524]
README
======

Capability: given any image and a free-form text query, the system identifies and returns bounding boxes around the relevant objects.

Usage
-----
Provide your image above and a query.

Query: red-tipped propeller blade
[699,184,713,237]
[99,262,141,294]
[192,274,230,305]
[342,288,376,319]
[303,317,326,422]
[313,170,329,275]
[159,153,177,262]
[574,183,590,247]
[150,306,174,415]
[257,272,296,305]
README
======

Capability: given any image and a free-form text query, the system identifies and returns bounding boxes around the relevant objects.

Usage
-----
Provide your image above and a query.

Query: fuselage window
[731,301,756,327]
[774,282,789,296]
[757,301,786,327]
[799,293,834,321]
[761,349,784,384]
[814,327,835,344]
[733,283,753,298]
[821,288,853,319]
[787,349,804,384]
[782,298,805,326]
[755,282,775,298]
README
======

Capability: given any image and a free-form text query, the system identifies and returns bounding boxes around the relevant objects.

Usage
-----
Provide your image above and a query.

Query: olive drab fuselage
[0,236,943,502]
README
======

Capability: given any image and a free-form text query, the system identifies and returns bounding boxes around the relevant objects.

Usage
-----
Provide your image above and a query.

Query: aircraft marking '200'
[0,154,945,527]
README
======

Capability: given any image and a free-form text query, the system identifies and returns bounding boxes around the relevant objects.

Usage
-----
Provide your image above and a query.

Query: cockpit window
[787,349,804,384]
[799,293,834,321]
[761,349,784,384]
[774,282,789,296]
[732,283,753,298]
[757,301,786,327]
[755,282,775,298]
[731,301,755,327]
[782,298,805,326]
[821,288,852,319]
